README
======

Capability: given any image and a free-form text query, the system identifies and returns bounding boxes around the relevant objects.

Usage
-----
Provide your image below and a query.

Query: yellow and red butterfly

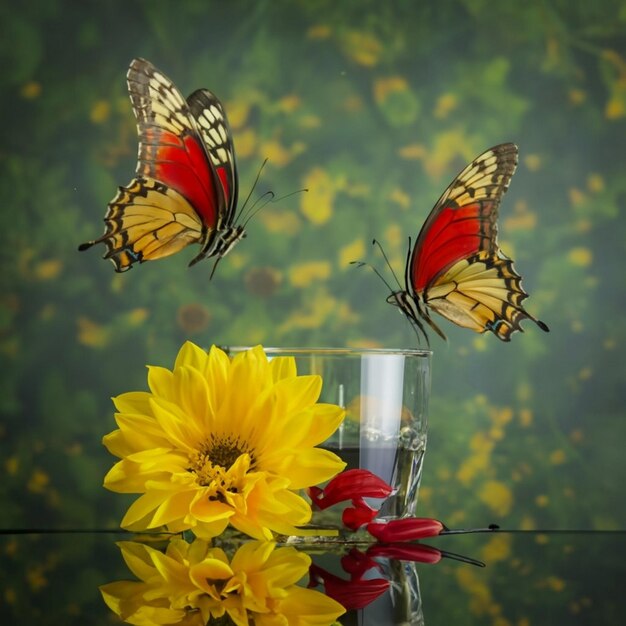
[80,58,250,274]
[364,143,549,344]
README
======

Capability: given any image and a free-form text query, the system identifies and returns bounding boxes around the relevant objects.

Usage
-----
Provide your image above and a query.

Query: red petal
[366,518,444,542]
[342,500,378,531]
[310,469,393,510]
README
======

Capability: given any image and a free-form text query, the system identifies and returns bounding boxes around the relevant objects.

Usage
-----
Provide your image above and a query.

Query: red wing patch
[126,58,223,228]
[396,143,548,341]
[411,143,517,293]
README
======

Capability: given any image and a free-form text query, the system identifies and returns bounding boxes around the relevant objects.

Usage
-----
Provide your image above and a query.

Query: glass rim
[224,345,432,357]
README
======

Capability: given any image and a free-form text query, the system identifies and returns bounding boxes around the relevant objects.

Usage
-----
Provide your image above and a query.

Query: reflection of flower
[103,343,345,539]
[101,538,345,626]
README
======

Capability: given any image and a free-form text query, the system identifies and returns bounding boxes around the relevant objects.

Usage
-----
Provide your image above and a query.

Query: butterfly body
[386,143,548,343]
[79,59,242,272]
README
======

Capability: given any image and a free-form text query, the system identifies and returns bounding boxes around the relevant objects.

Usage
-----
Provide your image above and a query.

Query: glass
[227,347,431,523]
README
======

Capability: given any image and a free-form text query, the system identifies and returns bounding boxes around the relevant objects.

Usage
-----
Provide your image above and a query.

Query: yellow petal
[112,391,153,414]
[172,365,211,433]
[303,404,346,445]
[150,489,197,527]
[149,397,197,452]
[174,340,209,370]
[261,546,311,588]
[189,493,234,523]
[269,355,297,382]
[273,448,345,489]
[271,586,345,624]
[275,374,322,413]
[230,541,276,573]
[192,517,232,540]
[121,489,179,528]
[189,560,234,593]
[107,413,171,455]
[204,345,231,415]
[147,365,174,399]
[117,541,156,581]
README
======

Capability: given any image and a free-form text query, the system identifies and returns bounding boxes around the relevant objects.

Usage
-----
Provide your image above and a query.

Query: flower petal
[366,517,445,542]
[269,355,297,382]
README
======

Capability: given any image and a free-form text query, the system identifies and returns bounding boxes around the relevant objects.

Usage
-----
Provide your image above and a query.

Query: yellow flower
[479,480,513,516]
[101,539,345,626]
[338,238,365,268]
[21,81,42,99]
[289,261,331,287]
[340,30,383,67]
[34,259,62,280]
[398,143,426,160]
[301,168,336,225]
[373,76,409,105]
[233,128,257,159]
[103,343,346,539]
[77,317,110,348]
[307,25,331,39]
[568,247,593,267]
[434,93,458,119]
[90,100,111,124]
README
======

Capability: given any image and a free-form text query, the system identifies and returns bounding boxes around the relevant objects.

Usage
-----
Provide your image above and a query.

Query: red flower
[341,498,378,530]
[366,517,445,542]
[308,469,393,511]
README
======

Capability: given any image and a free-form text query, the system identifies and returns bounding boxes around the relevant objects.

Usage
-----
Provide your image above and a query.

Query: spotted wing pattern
[408,144,548,341]
[187,88,238,221]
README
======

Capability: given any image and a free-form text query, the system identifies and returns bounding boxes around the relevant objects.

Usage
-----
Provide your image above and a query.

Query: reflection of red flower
[308,542,448,612]
[308,562,389,611]
[366,542,443,564]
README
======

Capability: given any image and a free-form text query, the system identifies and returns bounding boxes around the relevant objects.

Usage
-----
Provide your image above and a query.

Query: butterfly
[372,143,549,344]
[79,57,245,274]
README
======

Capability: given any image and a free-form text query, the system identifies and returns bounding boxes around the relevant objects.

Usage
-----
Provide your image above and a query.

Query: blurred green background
[0,0,625,621]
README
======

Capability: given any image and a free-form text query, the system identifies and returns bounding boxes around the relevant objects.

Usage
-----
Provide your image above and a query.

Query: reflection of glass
[227,348,431,524]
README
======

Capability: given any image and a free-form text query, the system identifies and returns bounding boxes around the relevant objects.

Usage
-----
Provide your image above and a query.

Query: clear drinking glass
[226,347,431,524]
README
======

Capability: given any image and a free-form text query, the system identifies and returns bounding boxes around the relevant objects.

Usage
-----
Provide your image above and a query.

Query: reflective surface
[1,530,623,625]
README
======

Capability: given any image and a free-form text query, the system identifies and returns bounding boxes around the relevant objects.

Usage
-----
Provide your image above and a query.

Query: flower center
[189,435,256,488]
[206,614,236,626]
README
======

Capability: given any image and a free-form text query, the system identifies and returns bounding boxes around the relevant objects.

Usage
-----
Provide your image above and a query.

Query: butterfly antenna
[349,260,396,294]
[240,190,275,228]
[241,188,308,229]
[372,238,404,292]
[235,158,268,225]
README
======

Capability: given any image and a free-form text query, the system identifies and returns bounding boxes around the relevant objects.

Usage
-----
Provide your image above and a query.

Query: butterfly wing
[127,57,225,228]
[78,178,204,272]
[80,58,232,271]
[187,88,239,226]
[409,143,548,341]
